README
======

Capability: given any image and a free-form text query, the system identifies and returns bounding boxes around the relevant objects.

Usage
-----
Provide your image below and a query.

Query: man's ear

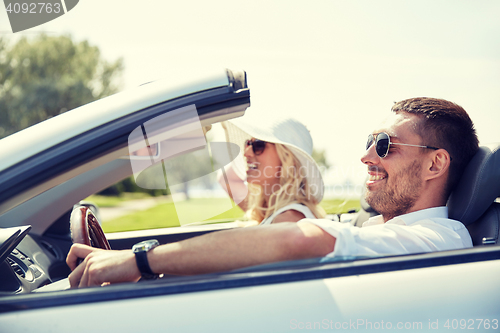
[424,149,451,181]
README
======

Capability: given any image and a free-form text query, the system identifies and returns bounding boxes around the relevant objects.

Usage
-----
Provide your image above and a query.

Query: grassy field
[320,198,360,215]
[86,193,152,207]
[92,195,361,233]
[101,198,246,233]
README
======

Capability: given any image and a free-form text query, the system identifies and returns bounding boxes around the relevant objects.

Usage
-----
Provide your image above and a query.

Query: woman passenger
[219,118,325,224]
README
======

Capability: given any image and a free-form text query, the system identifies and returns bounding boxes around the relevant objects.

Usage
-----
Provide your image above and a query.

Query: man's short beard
[365,160,423,221]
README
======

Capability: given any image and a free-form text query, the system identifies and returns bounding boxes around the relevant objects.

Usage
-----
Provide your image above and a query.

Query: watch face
[132,239,159,253]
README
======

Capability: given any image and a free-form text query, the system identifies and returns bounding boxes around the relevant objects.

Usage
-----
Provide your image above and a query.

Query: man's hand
[66,244,141,288]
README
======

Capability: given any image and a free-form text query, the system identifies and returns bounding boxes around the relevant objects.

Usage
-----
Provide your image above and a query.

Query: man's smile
[366,170,387,187]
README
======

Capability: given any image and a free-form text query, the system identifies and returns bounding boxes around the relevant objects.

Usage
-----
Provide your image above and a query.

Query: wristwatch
[132,239,159,279]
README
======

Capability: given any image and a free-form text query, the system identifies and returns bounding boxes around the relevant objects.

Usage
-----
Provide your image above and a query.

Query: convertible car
[0,69,499,332]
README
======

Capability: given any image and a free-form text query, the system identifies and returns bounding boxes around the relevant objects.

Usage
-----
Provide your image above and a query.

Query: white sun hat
[223,117,324,203]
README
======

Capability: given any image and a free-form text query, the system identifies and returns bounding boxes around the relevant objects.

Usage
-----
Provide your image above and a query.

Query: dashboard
[0,226,70,295]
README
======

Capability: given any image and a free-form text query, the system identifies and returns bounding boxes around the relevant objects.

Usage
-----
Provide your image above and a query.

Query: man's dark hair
[392,97,479,196]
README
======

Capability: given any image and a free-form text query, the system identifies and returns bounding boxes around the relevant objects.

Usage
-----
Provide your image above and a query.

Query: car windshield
[92,114,359,234]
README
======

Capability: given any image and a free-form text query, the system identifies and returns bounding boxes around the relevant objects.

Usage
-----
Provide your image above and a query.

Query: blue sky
[1,0,499,187]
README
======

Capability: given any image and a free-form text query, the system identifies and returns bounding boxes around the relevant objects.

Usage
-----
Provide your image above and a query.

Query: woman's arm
[217,163,249,211]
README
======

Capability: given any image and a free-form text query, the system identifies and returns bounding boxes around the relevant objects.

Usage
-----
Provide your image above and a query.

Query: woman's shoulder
[277,203,315,217]
[262,203,316,225]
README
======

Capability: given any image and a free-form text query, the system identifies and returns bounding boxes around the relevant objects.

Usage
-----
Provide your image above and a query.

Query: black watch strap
[132,239,159,279]
[134,250,156,277]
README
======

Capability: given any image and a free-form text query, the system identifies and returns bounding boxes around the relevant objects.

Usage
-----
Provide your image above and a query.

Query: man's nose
[361,142,379,165]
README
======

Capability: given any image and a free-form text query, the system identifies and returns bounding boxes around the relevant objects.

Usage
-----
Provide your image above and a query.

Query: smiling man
[304,97,478,257]
[363,99,478,222]
[67,97,479,288]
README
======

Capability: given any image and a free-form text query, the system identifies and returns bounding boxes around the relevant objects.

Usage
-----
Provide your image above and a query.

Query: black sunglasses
[245,139,268,156]
[366,132,439,158]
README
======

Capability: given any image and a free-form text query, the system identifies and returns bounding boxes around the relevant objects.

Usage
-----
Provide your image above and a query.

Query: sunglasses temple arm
[391,143,438,150]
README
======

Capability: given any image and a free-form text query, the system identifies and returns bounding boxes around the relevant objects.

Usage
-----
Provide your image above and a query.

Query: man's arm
[272,210,307,223]
[67,221,336,288]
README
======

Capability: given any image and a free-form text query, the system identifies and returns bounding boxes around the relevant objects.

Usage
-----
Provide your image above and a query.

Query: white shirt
[304,207,473,257]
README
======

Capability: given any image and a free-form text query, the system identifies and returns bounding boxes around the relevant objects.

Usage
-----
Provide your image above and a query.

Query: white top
[303,207,473,257]
[260,203,316,225]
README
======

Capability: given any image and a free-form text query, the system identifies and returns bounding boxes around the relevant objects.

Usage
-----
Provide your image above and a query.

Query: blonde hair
[246,144,325,222]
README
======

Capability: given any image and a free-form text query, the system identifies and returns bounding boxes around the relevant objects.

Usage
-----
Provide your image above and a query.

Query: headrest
[448,143,500,225]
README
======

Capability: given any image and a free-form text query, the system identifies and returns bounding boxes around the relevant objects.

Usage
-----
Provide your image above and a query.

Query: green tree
[0,34,123,138]
[99,175,168,197]
[312,148,331,170]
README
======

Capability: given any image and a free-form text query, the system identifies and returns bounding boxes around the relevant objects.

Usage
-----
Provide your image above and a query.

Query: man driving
[67,97,479,288]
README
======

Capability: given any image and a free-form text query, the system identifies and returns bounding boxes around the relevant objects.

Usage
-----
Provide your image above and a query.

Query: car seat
[448,143,500,245]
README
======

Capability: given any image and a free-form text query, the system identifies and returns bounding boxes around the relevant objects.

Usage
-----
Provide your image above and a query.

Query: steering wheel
[70,206,111,250]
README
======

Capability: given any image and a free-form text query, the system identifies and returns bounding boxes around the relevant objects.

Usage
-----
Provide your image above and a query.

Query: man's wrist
[132,239,159,279]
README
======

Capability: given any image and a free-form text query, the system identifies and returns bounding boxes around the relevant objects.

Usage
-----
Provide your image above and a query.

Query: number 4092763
[443,319,499,330]
[5,2,62,14]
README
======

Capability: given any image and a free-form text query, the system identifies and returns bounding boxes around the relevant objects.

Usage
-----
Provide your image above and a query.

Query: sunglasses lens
[376,133,390,158]
[253,140,266,155]
[366,134,374,150]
